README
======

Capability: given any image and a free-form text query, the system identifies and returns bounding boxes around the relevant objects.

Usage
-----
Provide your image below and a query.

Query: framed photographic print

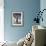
[12,11,24,26]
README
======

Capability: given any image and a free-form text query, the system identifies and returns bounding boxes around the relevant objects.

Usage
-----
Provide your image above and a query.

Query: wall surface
[40,0,46,27]
[4,0,40,42]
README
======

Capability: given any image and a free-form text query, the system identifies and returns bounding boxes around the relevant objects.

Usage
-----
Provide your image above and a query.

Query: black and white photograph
[12,11,23,26]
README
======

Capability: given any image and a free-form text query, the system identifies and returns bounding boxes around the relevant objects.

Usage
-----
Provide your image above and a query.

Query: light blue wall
[40,0,46,27]
[4,0,40,42]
